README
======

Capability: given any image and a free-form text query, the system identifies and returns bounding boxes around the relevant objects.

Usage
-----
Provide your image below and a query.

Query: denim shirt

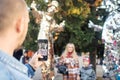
[0,50,32,80]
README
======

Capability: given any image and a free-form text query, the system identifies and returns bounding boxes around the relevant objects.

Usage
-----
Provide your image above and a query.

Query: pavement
[96,65,103,77]
[32,68,42,80]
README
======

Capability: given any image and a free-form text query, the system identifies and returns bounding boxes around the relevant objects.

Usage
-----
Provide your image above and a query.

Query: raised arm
[50,20,65,32]
[30,1,43,24]
[88,20,103,31]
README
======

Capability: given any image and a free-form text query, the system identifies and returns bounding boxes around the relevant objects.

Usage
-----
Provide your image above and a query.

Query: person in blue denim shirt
[0,0,42,80]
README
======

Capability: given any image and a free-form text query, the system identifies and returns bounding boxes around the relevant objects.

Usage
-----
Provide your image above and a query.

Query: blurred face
[24,53,27,56]
[47,5,57,13]
[83,60,90,67]
[67,44,74,53]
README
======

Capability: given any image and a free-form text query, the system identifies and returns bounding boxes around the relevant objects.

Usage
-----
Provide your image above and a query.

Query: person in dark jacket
[21,50,29,64]
[80,56,96,80]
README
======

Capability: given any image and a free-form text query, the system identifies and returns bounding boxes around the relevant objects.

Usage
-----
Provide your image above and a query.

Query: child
[79,56,96,80]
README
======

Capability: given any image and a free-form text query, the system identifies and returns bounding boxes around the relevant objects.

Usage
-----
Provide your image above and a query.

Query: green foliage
[23,12,39,51]
[26,0,47,11]
[54,0,96,55]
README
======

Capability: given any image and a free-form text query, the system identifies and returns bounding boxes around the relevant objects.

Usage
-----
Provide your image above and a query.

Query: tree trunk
[89,49,97,72]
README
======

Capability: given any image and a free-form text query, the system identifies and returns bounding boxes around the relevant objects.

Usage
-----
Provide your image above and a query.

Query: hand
[30,1,37,11]
[88,20,94,28]
[29,52,43,70]
[60,20,65,27]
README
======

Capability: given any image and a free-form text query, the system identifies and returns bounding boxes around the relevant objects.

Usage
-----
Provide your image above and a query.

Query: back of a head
[0,0,27,32]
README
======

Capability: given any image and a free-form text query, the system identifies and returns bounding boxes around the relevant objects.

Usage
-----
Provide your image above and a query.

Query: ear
[15,17,24,33]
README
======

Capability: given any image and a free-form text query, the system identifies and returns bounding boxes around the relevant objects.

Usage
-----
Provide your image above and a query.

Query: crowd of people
[20,50,34,64]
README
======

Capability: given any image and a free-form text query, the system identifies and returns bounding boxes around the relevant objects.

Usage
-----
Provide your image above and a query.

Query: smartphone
[38,39,48,61]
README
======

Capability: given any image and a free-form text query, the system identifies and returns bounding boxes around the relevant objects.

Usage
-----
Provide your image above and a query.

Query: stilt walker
[30,1,65,80]
[88,0,120,79]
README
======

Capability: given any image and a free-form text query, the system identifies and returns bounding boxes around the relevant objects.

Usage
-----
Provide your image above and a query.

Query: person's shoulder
[0,61,7,70]
[87,65,94,69]
[0,62,11,80]
[87,65,95,72]
[80,66,85,71]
